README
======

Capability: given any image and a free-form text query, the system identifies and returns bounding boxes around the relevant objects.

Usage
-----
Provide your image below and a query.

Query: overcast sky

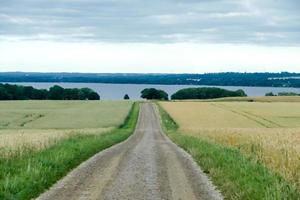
[0,0,300,73]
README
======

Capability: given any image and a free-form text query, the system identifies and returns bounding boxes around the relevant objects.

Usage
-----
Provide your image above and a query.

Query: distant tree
[171,87,247,100]
[79,88,100,100]
[32,89,48,100]
[49,85,65,100]
[235,89,247,97]
[23,86,34,99]
[0,86,11,100]
[4,84,24,100]
[78,90,87,100]
[277,92,299,96]
[124,94,130,100]
[265,92,276,96]
[88,92,100,100]
[80,88,93,99]
[141,88,168,100]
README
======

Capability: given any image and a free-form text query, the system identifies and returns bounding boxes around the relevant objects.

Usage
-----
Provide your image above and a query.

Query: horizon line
[1,71,300,75]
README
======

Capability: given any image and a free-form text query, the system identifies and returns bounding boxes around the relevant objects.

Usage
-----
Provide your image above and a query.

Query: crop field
[0,101,132,129]
[0,101,137,199]
[0,101,132,157]
[0,128,111,158]
[160,101,300,197]
[199,96,300,103]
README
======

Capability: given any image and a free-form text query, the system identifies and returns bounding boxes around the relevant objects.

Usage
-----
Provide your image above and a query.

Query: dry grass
[160,101,300,189]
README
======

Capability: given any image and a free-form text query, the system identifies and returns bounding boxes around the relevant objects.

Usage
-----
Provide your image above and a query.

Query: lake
[4,82,300,100]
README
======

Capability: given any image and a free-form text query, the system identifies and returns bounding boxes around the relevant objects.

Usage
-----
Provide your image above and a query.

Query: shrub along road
[37,103,222,200]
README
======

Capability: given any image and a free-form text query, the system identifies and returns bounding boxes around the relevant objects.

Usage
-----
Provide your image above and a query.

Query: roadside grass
[0,102,139,200]
[181,127,300,188]
[157,104,300,200]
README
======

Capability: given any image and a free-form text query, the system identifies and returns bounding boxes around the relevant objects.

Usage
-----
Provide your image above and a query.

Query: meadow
[159,100,300,199]
[0,100,138,199]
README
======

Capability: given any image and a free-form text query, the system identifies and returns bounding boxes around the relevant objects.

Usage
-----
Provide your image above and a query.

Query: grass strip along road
[0,103,139,200]
[158,104,299,200]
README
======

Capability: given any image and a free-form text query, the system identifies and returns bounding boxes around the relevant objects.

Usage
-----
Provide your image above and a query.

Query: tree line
[140,87,247,100]
[1,72,300,88]
[265,92,300,96]
[171,87,247,100]
[2,83,298,101]
[0,84,100,100]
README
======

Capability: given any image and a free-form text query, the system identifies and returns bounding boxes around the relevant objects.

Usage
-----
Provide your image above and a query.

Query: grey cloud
[0,0,299,45]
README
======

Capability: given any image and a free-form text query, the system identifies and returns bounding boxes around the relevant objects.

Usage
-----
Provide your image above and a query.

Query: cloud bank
[0,0,299,45]
[0,0,300,73]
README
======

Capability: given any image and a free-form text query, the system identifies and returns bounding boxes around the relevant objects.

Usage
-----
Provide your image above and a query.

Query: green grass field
[159,101,300,199]
[0,101,139,200]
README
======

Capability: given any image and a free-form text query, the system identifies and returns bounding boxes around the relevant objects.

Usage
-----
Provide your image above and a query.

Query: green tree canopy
[265,92,276,96]
[88,92,100,100]
[141,88,168,100]
[124,94,130,100]
[49,85,65,100]
[171,87,247,100]
[0,83,100,101]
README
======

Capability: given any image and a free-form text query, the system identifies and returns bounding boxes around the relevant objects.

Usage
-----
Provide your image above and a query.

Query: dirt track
[37,103,223,200]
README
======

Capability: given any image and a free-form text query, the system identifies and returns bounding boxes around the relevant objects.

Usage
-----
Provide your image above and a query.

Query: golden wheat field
[160,101,300,189]
[200,96,300,103]
[0,101,132,157]
[0,128,111,157]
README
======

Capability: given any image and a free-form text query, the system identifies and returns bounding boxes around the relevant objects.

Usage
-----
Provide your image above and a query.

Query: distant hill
[0,72,300,88]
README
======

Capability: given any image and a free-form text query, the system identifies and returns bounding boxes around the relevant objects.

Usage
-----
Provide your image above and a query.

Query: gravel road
[37,103,223,200]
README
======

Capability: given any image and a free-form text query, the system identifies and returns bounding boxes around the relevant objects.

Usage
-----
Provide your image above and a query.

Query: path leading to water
[37,103,222,200]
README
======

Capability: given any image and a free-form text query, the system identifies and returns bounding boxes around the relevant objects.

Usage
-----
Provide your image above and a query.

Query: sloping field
[0,101,132,156]
[160,101,300,192]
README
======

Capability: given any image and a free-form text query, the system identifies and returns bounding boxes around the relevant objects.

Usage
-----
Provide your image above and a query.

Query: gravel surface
[37,103,223,200]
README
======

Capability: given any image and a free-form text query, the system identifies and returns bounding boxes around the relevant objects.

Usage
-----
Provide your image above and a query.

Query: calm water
[5,82,300,100]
